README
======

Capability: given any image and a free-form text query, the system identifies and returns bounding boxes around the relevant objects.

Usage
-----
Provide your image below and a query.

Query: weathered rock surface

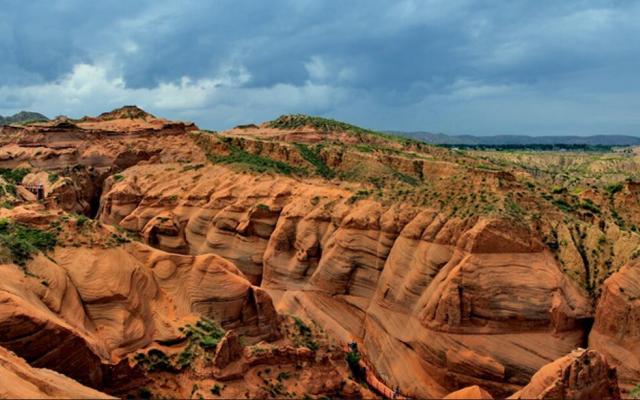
[213,330,243,369]
[508,349,620,400]
[0,239,279,390]
[0,345,113,399]
[444,385,493,399]
[590,261,640,395]
[99,163,594,398]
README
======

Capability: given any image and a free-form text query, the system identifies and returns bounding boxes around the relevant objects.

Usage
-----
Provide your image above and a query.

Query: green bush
[209,139,304,176]
[292,317,319,351]
[134,349,173,372]
[605,182,624,195]
[579,199,601,214]
[0,219,57,266]
[47,173,59,184]
[346,350,365,381]
[552,199,574,213]
[0,168,30,184]
[211,384,222,396]
[294,143,335,179]
[631,383,640,399]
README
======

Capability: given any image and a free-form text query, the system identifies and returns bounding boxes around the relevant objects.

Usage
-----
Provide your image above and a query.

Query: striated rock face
[0,111,203,172]
[98,163,594,398]
[590,261,640,394]
[213,330,243,369]
[0,345,113,399]
[509,349,620,400]
[0,240,279,391]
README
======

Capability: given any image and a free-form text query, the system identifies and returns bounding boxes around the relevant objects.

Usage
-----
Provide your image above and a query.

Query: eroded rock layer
[99,163,595,398]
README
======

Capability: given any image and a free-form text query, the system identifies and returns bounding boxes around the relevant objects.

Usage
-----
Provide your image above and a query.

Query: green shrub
[113,174,124,182]
[73,214,90,227]
[579,199,601,214]
[210,140,304,176]
[256,203,270,211]
[347,190,371,205]
[134,349,173,372]
[0,168,30,184]
[346,350,365,381]
[552,199,573,213]
[294,143,335,179]
[211,384,222,396]
[605,183,624,195]
[138,388,153,400]
[277,371,291,381]
[4,184,16,196]
[292,317,319,351]
[630,383,640,399]
[0,219,57,266]
[47,173,59,184]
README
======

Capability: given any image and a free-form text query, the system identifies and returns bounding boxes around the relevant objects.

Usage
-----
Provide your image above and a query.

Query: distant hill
[390,131,640,146]
[0,111,49,126]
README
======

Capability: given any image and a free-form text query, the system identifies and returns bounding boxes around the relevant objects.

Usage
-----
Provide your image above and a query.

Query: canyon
[0,106,635,399]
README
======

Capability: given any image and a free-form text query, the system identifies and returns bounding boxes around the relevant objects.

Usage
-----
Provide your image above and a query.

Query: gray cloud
[0,0,639,135]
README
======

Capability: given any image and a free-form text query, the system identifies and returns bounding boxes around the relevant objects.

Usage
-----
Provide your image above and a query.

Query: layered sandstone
[98,162,594,398]
[0,228,279,391]
[509,349,620,400]
[590,261,640,394]
[0,346,113,399]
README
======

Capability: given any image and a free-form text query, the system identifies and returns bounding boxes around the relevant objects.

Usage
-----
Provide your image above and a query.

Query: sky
[0,0,639,135]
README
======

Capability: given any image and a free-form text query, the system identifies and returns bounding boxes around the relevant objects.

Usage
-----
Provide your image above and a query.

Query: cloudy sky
[1,0,639,135]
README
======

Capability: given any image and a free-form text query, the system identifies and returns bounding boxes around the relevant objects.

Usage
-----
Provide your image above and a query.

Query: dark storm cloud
[0,0,639,134]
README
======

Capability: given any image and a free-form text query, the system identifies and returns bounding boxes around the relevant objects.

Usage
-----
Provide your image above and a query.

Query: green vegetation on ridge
[0,219,57,266]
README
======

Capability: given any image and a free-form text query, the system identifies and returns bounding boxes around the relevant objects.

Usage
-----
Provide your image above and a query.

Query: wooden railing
[22,184,45,200]
[343,342,406,399]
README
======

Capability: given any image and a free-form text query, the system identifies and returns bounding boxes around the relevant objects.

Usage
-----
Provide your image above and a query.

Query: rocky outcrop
[508,349,620,400]
[0,345,113,399]
[98,163,594,398]
[213,330,243,369]
[444,385,493,399]
[0,238,279,391]
[590,261,640,394]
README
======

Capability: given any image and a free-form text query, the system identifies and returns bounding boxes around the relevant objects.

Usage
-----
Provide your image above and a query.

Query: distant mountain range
[391,131,640,146]
[0,111,48,126]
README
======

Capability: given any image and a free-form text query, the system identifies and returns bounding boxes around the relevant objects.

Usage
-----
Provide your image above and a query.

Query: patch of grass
[113,174,124,182]
[0,168,30,184]
[0,219,57,266]
[135,317,224,373]
[256,203,270,211]
[393,170,419,186]
[180,317,225,351]
[347,189,371,205]
[134,349,173,372]
[47,173,59,184]
[605,182,624,195]
[294,143,335,179]
[71,213,90,227]
[552,199,574,213]
[630,383,640,399]
[579,199,601,214]
[292,317,319,351]
[210,139,305,176]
